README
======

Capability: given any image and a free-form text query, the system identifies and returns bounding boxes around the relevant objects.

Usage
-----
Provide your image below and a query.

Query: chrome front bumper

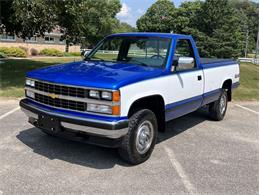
[20,99,129,139]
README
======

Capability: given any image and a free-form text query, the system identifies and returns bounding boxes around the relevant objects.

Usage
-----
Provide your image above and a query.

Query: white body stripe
[203,64,239,93]
[120,63,239,117]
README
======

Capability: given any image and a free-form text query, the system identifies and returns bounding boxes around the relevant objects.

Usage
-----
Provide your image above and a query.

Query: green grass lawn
[233,62,258,101]
[0,58,258,101]
[0,57,81,97]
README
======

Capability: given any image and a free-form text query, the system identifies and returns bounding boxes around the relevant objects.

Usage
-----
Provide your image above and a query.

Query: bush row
[0,47,81,58]
[0,47,27,57]
[39,48,64,57]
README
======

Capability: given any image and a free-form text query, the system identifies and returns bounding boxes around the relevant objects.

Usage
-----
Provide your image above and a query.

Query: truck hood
[27,60,165,89]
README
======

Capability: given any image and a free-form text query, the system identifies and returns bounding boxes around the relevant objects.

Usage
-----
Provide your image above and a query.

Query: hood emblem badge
[48,93,59,99]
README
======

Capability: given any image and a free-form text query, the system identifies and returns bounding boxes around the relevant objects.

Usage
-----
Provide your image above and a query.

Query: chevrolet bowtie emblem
[48,93,59,99]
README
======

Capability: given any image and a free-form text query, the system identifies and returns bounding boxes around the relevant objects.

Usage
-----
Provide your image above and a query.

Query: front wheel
[209,89,228,121]
[118,109,158,165]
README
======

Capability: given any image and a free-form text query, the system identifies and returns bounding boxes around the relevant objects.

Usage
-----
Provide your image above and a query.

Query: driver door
[166,39,204,121]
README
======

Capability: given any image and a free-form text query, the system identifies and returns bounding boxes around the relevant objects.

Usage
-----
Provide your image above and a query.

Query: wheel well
[222,79,232,101]
[128,95,165,132]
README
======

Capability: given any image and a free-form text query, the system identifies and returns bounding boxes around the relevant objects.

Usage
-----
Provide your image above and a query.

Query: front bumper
[20,99,129,139]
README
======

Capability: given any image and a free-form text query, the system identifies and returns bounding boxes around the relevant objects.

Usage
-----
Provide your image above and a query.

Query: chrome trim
[26,77,118,92]
[61,122,128,139]
[25,87,120,106]
[21,102,128,126]
[21,108,38,119]
[27,97,121,117]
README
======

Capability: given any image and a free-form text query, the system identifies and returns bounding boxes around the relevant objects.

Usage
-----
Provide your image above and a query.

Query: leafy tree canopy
[113,22,136,34]
[137,0,258,58]
[137,0,176,32]
[0,0,122,47]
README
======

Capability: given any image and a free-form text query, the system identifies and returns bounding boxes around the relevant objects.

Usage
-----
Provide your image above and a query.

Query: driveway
[0,99,258,194]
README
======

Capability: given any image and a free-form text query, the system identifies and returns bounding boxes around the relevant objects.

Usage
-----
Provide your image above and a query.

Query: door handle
[198,75,202,81]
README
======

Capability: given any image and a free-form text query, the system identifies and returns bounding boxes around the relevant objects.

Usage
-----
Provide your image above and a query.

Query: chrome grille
[35,81,86,98]
[35,93,86,111]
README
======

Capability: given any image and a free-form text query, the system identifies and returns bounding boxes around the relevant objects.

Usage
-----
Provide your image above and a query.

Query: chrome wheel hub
[136,121,154,154]
[219,94,227,115]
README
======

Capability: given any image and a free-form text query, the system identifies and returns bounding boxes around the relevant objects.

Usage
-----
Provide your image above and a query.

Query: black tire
[209,89,228,121]
[118,109,158,165]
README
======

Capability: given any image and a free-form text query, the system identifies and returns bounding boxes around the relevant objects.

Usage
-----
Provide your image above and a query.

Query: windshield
[85,36,172,68]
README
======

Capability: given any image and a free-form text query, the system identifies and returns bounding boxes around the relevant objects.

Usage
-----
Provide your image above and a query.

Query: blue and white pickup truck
[20,33,240,164]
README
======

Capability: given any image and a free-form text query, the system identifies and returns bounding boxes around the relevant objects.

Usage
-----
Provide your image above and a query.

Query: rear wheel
[209,89,228,121]
[118,109,158,165]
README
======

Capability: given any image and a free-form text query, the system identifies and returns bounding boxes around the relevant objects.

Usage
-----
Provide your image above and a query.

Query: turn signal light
[112,105,120,115]
[112,91,120,102]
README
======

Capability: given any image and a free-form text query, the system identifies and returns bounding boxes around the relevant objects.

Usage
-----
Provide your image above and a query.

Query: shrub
[39,48,63,57]
[0,47,27,57]
[30,48,39,56]
[19,46,29,54]
[64,52,81,56]
[0,52,6,58]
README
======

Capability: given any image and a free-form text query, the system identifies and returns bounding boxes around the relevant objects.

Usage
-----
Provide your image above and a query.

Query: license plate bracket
[38,114,61,133]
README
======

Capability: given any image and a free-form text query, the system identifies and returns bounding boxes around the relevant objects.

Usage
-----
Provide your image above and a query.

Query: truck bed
[200,58,237,68]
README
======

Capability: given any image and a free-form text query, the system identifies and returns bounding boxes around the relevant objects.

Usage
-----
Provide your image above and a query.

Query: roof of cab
[108,32,192,39]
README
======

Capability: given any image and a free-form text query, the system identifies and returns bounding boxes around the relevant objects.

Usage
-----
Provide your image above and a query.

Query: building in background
[0,28,80,55]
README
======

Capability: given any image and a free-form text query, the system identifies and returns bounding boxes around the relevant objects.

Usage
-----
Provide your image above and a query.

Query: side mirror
[171,56,194,72]
[178,57,194,65]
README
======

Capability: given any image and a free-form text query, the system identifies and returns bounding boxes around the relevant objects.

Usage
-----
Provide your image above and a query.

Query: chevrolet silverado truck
[20,33,240,164]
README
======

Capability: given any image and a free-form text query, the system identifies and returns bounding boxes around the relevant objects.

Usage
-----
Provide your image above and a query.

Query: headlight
[26,79,35,87]
[101,91,112,100]
[89,90,100,99]
[88,90,120,102]
[26,90,35,99]
[87,103,112,114]
[87,103,120,115]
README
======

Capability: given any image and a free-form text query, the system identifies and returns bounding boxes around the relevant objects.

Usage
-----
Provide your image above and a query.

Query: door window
[174,39,195,71]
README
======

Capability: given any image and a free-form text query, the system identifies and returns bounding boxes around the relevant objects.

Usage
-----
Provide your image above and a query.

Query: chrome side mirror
[178,57,194,65]
[171,56,194,72]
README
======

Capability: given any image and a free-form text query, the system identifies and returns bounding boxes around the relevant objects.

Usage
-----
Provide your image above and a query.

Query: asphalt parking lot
[0,99,258,194]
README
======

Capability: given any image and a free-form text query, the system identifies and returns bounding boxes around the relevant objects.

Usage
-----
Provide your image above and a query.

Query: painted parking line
[164,146,196,194]
[0,107,20,120]
[235,104,259,115]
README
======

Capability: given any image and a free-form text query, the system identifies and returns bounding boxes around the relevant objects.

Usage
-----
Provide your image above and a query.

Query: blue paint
[108,32,192,39]
[201,89,221,106]
[201,61,238,69]
[165,95,203,121]
[26,33,238,91]
[25,33,240,122]
[165,35,201,72]
[165,82,240,121]
[27,60,166,90]
[26,99,127,122]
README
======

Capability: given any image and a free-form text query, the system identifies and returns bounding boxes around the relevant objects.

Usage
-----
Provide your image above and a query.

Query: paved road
[0,100,258,194]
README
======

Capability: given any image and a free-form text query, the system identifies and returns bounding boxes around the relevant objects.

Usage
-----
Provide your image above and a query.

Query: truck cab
[20,33,240,164]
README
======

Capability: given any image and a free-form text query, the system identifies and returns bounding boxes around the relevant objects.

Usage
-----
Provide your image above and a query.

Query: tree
[173,1,203,34]
[136,0,176,32]
[55,0,121,48]
[230,0,259,55]
[196,0,243,58]
[0,0,121,48]
[137,0,258,58]
[8,0,57,38]
[113,22,136,33]
[0,0,15,34]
